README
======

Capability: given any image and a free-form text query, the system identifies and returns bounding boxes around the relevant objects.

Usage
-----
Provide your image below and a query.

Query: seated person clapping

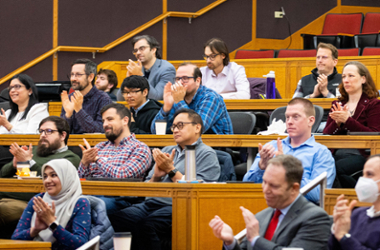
[323,61,380,188]
[329,155,380,249]
[12,159,91,250]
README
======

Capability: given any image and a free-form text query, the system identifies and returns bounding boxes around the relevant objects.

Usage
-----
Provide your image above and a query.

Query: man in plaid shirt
[151,62,233,135]
[78,103,151,179]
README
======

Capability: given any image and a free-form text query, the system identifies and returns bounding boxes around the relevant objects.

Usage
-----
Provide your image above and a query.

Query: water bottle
[185,145,196,181]
[263,71,276,99]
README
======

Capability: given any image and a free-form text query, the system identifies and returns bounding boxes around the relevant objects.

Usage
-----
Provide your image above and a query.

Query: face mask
[355,177,380,203]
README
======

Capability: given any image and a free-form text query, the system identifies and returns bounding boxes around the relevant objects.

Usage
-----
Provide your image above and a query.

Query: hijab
[31,159,83,242]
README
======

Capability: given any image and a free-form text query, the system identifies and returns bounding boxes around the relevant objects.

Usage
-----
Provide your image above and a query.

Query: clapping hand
[127,59,143,76]
[209,215,235,246]
[61,91,74,118]
[79,138,98,166]
[258,138,283,170]
[329,102,350,125]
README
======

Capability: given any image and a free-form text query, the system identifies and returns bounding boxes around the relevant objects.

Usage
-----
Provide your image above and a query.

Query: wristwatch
[168,168,179,178]
[49,221,59,232]
[342,233,351,241]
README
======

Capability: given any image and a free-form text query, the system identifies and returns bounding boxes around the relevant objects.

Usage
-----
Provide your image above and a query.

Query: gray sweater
[146,137,220,205]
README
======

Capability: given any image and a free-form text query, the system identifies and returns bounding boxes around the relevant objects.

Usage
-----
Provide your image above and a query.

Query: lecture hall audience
[324,61,380,188]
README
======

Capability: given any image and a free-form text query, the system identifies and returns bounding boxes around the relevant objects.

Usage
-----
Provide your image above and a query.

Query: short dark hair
[8,74,39,122]
[317,42,338,60]
[132,35,161,59]
[268,155,304,187]
[100,103,131,126]
[97,68,118,92]
[204,38,230,66]
[178,62,202,84]
[72,59,97,84]
[288,98,315,117]
[173,108,204,134]
[39,116,70,145]
[121,75,150,96]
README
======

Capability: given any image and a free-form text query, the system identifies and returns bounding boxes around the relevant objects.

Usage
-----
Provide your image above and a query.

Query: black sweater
[130,99,162,134]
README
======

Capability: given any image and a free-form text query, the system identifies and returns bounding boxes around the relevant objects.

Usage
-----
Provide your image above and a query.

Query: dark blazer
[233,196,331,250]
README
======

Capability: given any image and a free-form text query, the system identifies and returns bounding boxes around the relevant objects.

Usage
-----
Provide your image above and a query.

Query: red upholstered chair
[235,50,275,59]
[362,47,380,56]
[301,13,364,49]
[277,49,316,58]
[337,48,360,56]
[354,13,380,50]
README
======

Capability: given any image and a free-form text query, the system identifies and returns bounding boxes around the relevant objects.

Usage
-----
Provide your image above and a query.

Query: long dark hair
[8,74,39,122]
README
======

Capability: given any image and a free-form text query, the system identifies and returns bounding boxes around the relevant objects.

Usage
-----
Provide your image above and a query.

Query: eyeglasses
[122,90,142,95]
[203,53,220,61]
[8,84,24,92]
[132,46,149,55]
[316,56,331,60]
[170,122,196,132]
[38,129,59,135]
[70,73,87,78]
[175,76,195,83]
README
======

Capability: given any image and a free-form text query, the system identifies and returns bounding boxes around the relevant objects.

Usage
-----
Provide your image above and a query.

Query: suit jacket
[323,93,380,156]
[233,196,331,250]
[117,59,176,101]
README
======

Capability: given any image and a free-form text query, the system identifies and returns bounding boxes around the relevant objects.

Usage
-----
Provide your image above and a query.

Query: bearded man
[0,116,81,238]
[60,58,113,134]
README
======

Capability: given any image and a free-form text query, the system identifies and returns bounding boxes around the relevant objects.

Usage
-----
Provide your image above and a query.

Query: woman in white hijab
[12,159,91,250]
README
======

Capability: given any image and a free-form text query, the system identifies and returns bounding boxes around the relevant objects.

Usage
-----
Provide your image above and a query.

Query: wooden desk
[0,179,265,250]
[0,239,51,250]
[47,99,335,116]
[325,189,371,215]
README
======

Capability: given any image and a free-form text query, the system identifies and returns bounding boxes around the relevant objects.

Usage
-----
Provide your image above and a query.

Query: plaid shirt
[151,85,233,134]
[78,134,152,178]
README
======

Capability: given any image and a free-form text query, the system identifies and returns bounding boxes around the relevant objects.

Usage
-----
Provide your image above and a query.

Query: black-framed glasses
[8,84,24,92]
[203,53,220,61]
[122,90,142,95]
[170,122,196,132]
[132,46,150,55]
[38,129,59,135]
[70,73,87,78]
[175,76,194,83]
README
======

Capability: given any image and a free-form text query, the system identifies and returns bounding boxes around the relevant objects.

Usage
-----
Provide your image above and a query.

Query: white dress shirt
[201,62,250,99]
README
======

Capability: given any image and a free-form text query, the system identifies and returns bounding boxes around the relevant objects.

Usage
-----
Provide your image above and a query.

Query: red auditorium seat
[301,13,363,49]
[362,47,380,56]
[277,49,316,58]
[337,48,360,56]
[354,13,380,50]
[235,50,275,59]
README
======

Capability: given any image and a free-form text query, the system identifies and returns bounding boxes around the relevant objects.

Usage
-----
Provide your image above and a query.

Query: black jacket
[130,99,162,134]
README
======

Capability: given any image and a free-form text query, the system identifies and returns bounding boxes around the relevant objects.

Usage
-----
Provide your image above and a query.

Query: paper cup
[113,232,132,250]
[155,120,167,135]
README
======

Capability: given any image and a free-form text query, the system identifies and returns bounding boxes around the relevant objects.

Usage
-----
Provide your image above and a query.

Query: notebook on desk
[347,131,380,135]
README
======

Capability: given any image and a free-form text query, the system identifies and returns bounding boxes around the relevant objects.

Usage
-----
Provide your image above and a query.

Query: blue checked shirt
[150,85,233,134]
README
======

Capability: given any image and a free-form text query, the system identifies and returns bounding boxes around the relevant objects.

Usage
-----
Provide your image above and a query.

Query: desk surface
[0,239,51,250]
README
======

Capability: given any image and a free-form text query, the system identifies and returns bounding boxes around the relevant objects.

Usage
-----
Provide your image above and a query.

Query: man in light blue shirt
[210,155,331,250]
[243,98,335,203]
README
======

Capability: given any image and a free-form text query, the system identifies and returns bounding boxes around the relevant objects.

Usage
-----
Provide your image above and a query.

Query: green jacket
[0,147,80,201]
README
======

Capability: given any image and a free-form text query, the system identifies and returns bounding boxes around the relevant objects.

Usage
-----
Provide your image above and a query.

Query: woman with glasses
[0,74,49,134]
[323,61,380,188]
[0,74,49,170]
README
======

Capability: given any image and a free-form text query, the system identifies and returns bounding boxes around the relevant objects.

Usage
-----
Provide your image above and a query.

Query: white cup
[155,120,167,135]
[113,232,132,250]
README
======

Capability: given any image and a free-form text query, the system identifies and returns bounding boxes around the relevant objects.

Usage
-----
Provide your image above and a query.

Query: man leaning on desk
[0,116,80,238]
[243,98,335,203]
[108,108,221,250]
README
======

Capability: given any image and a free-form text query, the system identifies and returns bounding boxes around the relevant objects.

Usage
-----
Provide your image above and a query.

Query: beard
[71,79,90,91]
[105,126,123,143]
[37,138,62,157]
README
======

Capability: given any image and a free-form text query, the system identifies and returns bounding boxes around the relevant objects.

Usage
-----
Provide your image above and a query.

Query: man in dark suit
[210,154,331,250]
[116,35,176,100]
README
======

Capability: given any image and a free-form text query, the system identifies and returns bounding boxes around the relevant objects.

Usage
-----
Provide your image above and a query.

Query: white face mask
[355,177,380,203]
